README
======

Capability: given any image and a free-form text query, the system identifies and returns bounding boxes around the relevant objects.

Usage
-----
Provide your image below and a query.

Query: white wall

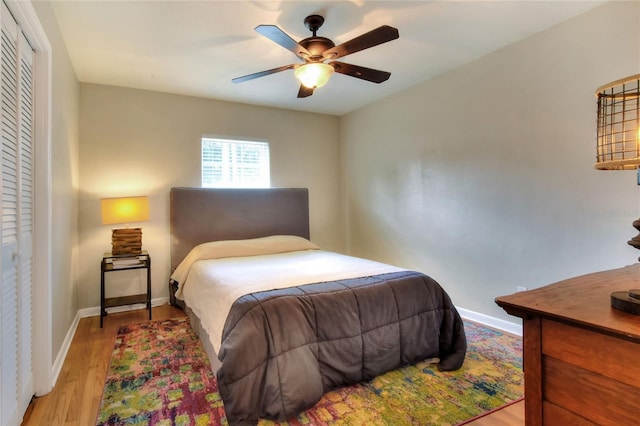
[78,84,341,309]
[32,1,80,365]
[340,1,640,323]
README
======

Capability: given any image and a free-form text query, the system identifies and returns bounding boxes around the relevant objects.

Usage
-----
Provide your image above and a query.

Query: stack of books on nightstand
[111,257,142,269]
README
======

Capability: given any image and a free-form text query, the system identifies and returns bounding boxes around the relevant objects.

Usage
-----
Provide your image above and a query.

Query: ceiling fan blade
[330,61,391,83]
[297,84,314,98]
[232,64,295,83]
[323,25,399,60]
[255,25,311,59]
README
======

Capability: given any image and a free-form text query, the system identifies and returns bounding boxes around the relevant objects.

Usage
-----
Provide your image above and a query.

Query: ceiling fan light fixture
[295,63,334,89]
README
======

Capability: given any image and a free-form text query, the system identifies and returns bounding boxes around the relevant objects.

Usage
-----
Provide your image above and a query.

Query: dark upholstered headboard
[169,187,310,272]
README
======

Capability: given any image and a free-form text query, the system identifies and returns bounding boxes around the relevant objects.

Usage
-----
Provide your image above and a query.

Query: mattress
[172,235,404,354]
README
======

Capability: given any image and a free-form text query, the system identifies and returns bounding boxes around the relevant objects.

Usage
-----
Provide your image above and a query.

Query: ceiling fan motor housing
[300,37,335,59]
[301,15,334,60]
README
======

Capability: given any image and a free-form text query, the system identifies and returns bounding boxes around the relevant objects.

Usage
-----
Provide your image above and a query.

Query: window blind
[202,138,270,188]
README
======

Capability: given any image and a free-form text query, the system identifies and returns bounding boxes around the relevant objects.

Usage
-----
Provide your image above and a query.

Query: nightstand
[100,250,151,327]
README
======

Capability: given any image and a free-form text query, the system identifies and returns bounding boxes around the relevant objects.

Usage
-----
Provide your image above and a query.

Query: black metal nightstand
[100,250,151,327]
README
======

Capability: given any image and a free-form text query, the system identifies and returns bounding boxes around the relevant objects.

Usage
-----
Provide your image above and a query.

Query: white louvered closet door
[0,1,34,425]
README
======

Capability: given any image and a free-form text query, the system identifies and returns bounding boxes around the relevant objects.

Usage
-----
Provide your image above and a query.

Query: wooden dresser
[495,264,640,425]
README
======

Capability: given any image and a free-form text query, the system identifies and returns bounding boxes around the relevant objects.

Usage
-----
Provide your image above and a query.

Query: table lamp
[595,74,640,314]
[101,196,149,255]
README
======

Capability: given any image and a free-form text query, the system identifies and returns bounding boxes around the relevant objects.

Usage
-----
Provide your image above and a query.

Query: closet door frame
[5,0,53,397]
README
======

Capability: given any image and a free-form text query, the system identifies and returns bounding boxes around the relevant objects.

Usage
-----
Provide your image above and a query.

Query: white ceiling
[50,0,605,116]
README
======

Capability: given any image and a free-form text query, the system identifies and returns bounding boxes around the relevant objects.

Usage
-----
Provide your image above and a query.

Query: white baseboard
[51,311,80,390]
[77,297,169,319]
[457,307,522,336]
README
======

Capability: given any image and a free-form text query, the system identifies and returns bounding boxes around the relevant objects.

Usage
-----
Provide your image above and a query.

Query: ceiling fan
[232,15,399,98]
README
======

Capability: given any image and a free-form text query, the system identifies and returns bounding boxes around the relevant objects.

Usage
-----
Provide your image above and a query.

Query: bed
[169,187,467,426]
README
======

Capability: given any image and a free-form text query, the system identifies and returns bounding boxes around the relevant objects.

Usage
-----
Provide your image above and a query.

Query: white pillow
[171,235,318,286]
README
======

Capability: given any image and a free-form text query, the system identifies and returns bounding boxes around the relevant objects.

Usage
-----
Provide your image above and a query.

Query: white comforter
[172,236,404,354]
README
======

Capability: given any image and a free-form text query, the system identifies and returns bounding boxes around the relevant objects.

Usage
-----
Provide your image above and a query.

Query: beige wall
[340,1,640,323]
[32,1,80,363]
[78,84,341,309]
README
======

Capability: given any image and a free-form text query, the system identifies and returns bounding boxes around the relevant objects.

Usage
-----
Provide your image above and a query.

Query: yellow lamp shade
[101,196,149,225]
[295,63,334,89]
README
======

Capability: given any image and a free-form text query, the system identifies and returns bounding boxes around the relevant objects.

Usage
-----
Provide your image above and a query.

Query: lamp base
[627,218,640,261]
[611,290,640,315]
[112,228,142,255]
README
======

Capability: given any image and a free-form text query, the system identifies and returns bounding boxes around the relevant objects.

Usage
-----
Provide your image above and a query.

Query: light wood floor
[21,305,186,426]
[466,400,524,425]
[21,305,523,425]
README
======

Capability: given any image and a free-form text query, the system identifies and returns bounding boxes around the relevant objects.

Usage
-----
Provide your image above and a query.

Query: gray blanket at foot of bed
[217,270,467,426]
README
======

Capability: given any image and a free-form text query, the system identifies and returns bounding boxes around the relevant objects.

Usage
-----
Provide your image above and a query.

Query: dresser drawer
[541,318,640,387]
[543,356,640,425]
[541,319,640,425]
[542,401,596,426]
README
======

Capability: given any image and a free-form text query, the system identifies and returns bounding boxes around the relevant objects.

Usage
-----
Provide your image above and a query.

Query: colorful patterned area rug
[96,317,523,426]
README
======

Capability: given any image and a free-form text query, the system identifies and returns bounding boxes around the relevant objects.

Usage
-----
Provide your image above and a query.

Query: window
[201,138,270,188]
